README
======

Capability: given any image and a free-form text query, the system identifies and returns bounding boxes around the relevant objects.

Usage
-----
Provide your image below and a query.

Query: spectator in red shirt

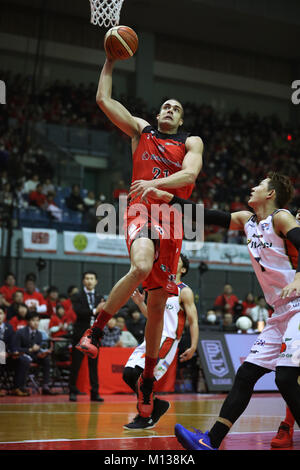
[29,183,47,209]
[0,273,23,306]
[112,179,128,202]
[60,285,78,323]
[49,304,72,338]
[214,284,239,315]
[23,278,47,317]
[10,304,29,331]
[45,286,59,317]
[242,292,256,316]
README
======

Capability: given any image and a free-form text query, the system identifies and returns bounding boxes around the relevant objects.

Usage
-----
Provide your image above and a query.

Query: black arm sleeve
[286,227,300,272]
[170,194,231,229]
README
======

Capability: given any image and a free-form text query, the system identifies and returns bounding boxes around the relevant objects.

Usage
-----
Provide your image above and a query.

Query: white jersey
[162,282,187,339]
[244,209,298,307]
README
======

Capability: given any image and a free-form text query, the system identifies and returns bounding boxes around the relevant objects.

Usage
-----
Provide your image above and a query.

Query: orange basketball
[104,26,138,61]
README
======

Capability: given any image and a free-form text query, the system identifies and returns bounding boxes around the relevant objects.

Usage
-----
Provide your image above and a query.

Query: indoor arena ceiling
[3,0,300,61]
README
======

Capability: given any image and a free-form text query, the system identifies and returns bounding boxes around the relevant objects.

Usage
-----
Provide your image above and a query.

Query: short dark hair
[27,311,39,321]
[180,253,190,277]
[267,172,294,208]
[67,285,77,295]
[82,271,98,280]
[47,286,59,294]
[5,272,16,280]
[17,303,29,314]
[25,272,37,283]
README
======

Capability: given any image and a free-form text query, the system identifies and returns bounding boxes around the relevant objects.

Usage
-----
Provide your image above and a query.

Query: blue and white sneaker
[175,424,218,450]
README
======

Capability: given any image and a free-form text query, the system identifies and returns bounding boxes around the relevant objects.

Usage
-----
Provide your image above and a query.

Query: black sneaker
[123,414,155,430]
[152,398,170,424]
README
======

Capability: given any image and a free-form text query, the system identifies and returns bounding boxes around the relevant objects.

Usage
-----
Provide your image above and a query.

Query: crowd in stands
[0,270,148,396]
[0,266,270,396]
[200,283,273,334]
[0,71,299,239]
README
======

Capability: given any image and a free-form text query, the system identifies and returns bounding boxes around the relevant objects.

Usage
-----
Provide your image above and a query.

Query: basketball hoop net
[89,0,125,28]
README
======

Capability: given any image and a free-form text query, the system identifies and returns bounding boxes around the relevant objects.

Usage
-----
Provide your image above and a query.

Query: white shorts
[246,297,300,370]
[125,335,179,381]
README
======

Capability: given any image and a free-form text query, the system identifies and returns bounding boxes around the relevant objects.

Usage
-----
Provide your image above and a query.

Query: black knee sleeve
[219,361,270,425]
[122,366,142,393]
[235,361,270,387]
[275,366,300,392]
[275,366,300,427]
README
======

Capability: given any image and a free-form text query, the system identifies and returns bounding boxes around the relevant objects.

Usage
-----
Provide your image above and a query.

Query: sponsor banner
[22,228,57,253]
[63,231,250,265]
[63,232,128,257]
[224,333,277,391]
[183,240,251,266]
[197,332,236,392]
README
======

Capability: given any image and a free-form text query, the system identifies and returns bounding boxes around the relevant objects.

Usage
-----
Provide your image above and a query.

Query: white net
[89,0,125,28]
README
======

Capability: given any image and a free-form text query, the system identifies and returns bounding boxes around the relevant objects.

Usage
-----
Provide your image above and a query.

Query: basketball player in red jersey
[76,58,203,418]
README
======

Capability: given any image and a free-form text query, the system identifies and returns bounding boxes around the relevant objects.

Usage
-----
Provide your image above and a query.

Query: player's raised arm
[96,59,149,138]
[229,211,253,231]
[131,289,148,319]
[138,187,252,230]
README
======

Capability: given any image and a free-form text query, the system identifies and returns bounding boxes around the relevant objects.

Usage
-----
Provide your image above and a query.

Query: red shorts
[124,203,183,295]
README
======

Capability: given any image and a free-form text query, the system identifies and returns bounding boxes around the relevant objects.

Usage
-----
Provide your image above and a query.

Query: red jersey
[49,314,71,338]
[23,292,47,315]
[214,294,239,313]
[10,317,27,331]
[0,285,23,304]
[61,299,77,323]
[130,126,194,207]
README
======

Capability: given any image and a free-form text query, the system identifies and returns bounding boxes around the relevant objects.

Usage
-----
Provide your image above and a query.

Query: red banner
[76,347,177,395]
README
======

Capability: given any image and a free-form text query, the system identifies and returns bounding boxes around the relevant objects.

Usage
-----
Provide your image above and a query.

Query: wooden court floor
[0,392,299,451]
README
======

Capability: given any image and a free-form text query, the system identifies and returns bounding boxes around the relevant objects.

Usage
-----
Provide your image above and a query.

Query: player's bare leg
[137,288,169,418]
[103,238,155,315]
[76,238,155,358]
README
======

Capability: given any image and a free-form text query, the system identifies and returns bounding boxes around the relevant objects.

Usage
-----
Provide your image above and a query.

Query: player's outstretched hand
[140,186,173,204]
[129,179,157,201]
[280,278,300,299]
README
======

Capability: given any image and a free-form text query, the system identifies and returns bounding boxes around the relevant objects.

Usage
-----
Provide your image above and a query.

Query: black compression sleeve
[286,227,300,272]
[204,208,231,229]
[170,194,231,228]
[169,195,198,220]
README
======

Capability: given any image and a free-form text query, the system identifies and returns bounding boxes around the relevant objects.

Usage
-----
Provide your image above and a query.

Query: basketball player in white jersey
[122,253,199,430]
[139,172,300,450]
